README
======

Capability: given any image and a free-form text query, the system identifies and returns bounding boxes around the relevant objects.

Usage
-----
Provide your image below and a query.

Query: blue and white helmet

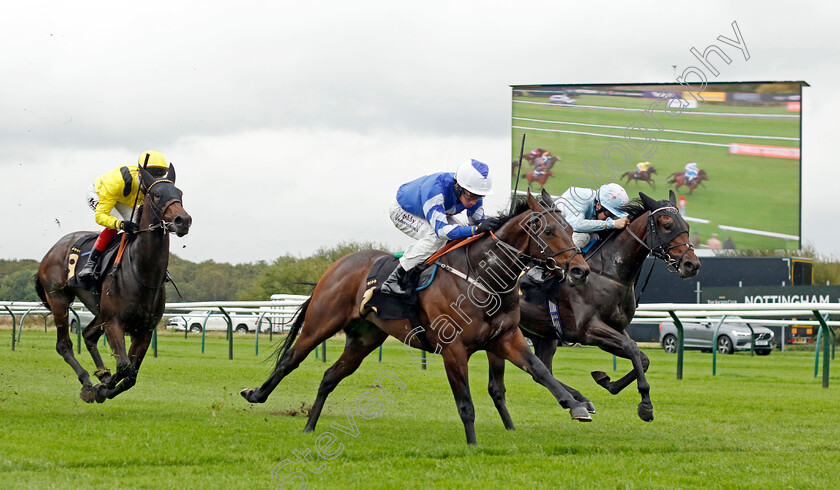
[455,159,493,196]
[685,162,698,172]
[596,183,629,218]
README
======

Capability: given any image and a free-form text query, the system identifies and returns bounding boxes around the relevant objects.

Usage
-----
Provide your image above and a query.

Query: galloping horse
[523,166,554,192]
[666,169,708,194]
[485,191,700,426]
[242,192,592,445]
[621,166,657,187]
[35,165,191,403]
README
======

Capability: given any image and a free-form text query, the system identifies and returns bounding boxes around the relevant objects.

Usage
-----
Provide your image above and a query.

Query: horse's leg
[489,330,591,422]
[585,323,653,422]
[532,337,556,373]
[94,323,131,403]
[46,295,98,403]
[81,321,113,385]
[242,305,348,404]
[95,330,152,402]
[532,337,596,413]
[441,344,477,445]
[486,352,515,430]
[304,323,388,433]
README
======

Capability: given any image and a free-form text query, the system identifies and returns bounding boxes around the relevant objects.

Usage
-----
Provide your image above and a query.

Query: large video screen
[511,82,804,251]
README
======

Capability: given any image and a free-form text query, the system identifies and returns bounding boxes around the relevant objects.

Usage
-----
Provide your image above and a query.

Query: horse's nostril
[570,266,588,279]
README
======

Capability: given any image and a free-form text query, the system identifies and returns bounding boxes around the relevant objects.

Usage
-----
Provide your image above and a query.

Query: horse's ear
[540,188,553,207]
[138,166,155,191]
[166,163,176,183]
[526,190,540,211]
[639,192,658,210]
[669,189,677,206]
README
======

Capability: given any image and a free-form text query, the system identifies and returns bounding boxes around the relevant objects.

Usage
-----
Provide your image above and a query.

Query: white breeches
[389,201,465,270]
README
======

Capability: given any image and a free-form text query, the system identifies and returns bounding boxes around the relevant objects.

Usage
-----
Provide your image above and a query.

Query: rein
[439,208,581,295]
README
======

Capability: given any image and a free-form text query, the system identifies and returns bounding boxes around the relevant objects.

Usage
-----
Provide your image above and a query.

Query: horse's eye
[544,228,554,237]
[663,221,673,230]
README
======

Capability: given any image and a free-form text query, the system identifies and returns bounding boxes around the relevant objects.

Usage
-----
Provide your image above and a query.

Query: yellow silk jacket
[93,165,145,229]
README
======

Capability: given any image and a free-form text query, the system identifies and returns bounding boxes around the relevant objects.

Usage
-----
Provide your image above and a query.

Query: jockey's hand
[476,217,505,234]
[120,220,140,234]
[612,217,630,230]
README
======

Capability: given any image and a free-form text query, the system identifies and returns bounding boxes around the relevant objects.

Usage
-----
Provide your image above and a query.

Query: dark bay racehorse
[486,191,700,427]
[666,169,708,194]
[35,165,191,403]
[242,193,592,444]
[621,166,657,187]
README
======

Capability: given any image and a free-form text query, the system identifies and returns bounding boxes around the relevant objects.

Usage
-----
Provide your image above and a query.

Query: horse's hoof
[94,384,108,404]
[584,401,597,414]
[637,403,654,422]
[79,385,96,404]
[570,405,593,422]
[240,388,261,403]
[591,370,611,389]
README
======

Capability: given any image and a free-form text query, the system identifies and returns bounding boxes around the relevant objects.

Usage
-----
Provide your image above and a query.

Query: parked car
[69,308,96,334]
[549,93,575,105]
[166,311,270,334]
[659,316,775,355]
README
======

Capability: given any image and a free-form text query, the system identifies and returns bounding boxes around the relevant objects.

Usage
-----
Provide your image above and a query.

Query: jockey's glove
[476,217,506,234]
[120,220,140,234]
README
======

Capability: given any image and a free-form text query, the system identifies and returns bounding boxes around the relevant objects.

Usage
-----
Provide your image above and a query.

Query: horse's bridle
[484,208,580,282]
[137,179,183,234]
[626,205,693,273]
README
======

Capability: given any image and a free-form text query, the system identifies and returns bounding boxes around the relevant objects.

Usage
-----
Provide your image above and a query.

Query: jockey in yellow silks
[77,150,170,281]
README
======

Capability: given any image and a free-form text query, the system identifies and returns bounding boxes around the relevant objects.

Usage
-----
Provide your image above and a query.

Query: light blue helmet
[596,183,629,218]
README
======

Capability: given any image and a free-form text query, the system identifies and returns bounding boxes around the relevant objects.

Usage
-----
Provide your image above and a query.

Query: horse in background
[523,165,554,192]
[35,165,191,403]
[621,166,657,187]
[666,169,708,194]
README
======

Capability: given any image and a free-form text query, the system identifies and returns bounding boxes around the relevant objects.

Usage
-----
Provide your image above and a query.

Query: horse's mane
[492,195,532,223]
[616,198,646,221]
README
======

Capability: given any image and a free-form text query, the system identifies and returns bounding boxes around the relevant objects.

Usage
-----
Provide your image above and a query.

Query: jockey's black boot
[77,249,102,281]
[380,265,410,298]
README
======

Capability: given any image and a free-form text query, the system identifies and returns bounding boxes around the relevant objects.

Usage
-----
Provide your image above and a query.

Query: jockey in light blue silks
[684,162,699,182]
[554,182,631,251]
[380,159,494,298]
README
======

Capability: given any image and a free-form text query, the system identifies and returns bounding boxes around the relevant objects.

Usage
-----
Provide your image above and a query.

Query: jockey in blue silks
[685,162,699,182]
[380,159,494,298]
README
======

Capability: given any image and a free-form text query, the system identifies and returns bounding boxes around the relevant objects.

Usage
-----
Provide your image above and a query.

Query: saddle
[360,255,437,351]
[66,233,126,292]
[361,256,437,316]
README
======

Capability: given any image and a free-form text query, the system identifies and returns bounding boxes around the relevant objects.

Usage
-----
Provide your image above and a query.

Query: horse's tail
[34,274,49,309]
[665,173,676,184]
[270,296,312,367]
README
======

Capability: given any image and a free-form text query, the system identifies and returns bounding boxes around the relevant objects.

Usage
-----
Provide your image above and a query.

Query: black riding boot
[77,249,102,281]
[380,265,410,298]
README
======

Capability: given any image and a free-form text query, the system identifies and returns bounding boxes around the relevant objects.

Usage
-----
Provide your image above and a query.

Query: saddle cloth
[362,255,436,321]
[66,233,125,291]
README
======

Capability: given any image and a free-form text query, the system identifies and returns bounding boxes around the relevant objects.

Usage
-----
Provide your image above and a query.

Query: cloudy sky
[2,1,837,264]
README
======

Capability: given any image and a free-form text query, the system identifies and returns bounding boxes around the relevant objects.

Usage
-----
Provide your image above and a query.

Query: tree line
[3,242,839,302]
[0,241,388,302]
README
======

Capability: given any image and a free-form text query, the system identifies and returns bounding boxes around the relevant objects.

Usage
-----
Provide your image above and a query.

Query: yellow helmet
[138,150,168,170]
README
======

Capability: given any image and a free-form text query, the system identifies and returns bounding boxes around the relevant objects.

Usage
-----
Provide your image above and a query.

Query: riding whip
[509,133,526,215]
[114,153,150,271]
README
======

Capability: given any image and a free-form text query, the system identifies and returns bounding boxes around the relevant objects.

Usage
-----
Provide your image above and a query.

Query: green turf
[1,330,838,489]
[512,93,801,250]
